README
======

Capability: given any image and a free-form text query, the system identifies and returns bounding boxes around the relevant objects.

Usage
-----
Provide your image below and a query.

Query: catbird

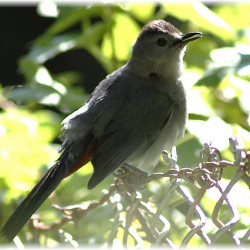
[1,20,202,242]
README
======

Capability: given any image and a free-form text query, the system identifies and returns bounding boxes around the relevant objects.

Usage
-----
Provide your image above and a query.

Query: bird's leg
[114,163,150,191]
[122,163,149,176]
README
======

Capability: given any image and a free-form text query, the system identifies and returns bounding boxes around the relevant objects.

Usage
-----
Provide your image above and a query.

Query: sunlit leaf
[23,34,78,64]
[21,21,114,67]
[232,124,250,149]
[195,66,233,87]
[212,4,250,30]
[210,47,241,67]
[101,13,140,61]
[187,116,234,150]
[196,46,250,87]
[228,75,250,113]
[43,7,103,37]
[0,108,60,196]
[236,53,250,75]
[6,85,60,104]
[164,2,234,41]
[205,178,250,209]
[124,3,156,22]
[76,19,115,49]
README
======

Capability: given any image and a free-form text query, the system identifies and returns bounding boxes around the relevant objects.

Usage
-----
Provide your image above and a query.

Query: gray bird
[1,19,202,242]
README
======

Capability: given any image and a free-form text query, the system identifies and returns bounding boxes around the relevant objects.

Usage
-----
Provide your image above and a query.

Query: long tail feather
[1,162,68,242]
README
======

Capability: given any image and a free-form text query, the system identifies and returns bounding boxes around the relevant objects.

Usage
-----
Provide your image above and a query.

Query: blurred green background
[0,2,250,248]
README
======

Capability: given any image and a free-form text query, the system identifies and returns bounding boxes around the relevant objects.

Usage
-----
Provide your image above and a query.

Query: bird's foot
[114,163,150,191]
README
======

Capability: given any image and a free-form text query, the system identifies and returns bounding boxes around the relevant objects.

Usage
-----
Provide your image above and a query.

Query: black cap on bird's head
[138,20,202,48]
[129,20,202,79]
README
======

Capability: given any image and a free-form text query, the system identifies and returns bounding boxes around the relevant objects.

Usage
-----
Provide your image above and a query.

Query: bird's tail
[1,161,68,242]
[1,134,95,242]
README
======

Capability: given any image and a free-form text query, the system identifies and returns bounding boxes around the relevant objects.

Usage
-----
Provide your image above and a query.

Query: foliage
[0,2,250,248]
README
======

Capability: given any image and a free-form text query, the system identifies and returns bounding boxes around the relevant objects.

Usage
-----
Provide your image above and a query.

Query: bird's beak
[181,32,203,44]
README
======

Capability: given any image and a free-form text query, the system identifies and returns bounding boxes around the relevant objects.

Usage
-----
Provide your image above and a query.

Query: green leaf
[210,47,241,67]
[195,66,233,87]
[125,3,156,22]
[187,116,234,150]
[6,85,61,105]
[76,19,115,49]
[176,134,203,168]
[196,47,250,87]
[23,33,78,64]
[0,108,59,195]
[212,4,250,30]
[236,53,250,74]
[43,7,103,37]
[60,91,89,111]
[21,21,114,71]
[164,2,234,41]
[18,58,39,82]
[101,13,140,62]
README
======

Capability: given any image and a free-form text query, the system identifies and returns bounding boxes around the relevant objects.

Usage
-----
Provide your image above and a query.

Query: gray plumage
[62,20,199,189]
[1,20,202,242]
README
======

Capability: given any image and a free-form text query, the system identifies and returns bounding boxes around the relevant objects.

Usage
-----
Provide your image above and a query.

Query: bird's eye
[157,38,166,46]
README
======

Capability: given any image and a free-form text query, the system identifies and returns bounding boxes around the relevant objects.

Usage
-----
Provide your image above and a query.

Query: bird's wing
[88,85,175,189]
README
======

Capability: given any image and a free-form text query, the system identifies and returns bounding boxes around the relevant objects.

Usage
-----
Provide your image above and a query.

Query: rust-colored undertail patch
[66,141,96,177]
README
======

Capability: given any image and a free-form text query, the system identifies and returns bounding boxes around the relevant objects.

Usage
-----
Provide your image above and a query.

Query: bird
[1,19,202,242]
